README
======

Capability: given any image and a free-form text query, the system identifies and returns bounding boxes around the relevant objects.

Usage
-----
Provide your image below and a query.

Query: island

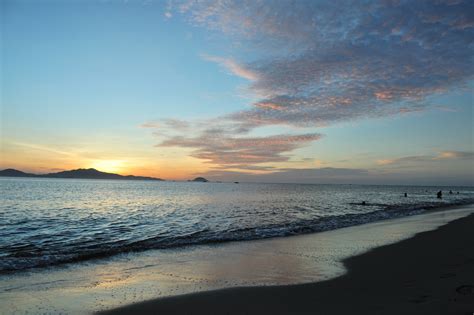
[0,168,163,181]
[190,177,209,182]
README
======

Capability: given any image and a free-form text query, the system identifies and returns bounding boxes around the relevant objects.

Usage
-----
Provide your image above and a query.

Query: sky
[1,0,473,185]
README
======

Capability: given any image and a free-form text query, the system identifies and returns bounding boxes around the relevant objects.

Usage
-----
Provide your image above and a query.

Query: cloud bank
[378,151,474,166]
[175,0,473,128]
[158,132,322,169]
[150,0,474,177]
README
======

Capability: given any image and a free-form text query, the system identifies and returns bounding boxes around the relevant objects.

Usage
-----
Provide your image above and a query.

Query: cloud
[435,150,474,160]
[202,55,259,81]
[173,0,340,47]
[377,151,474,165]
[161,118,190,130]
[196,164,474,186]
[140,118,190,130]
[140,121,161,128]
[147,1,474,174]
[376,155,433,166]
[195,167,370,184]
[172,0,473,128]
[157,132,322,169]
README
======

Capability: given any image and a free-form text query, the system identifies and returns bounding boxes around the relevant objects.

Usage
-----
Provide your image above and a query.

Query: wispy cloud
[434,150,474,160]
[202,54,259,81]
[377,151,474,165]
[376,156,433,166]
[7,141,76,157]
[195,167,370,184]
[140,118,190,130]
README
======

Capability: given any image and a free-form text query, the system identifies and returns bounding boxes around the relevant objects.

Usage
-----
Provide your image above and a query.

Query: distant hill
[0,168,163,181]
[0,168,37,177]
[191,177,209,182]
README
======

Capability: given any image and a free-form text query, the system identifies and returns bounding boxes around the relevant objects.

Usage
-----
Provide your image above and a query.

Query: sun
[89,160,125,174]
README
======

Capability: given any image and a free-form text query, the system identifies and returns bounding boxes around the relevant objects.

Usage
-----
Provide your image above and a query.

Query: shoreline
[2,200,472,276]
[101,212,474,315]
[1,205,473,314]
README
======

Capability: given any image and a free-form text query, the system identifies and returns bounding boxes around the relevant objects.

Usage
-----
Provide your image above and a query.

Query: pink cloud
[202,55,259,81]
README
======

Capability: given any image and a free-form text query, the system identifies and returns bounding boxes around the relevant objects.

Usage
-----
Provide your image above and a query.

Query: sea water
[1,177,473,273]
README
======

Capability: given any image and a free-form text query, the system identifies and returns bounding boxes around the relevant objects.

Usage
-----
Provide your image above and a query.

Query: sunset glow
[89,160,126,174]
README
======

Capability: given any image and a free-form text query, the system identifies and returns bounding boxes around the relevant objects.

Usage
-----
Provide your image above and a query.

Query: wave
[1,198,473,274]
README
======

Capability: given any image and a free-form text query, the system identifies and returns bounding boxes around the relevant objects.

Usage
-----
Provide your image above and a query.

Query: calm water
[1,177,473,273]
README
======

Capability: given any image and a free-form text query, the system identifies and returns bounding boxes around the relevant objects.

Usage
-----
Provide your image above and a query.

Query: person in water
[449,190,453,194]
[404,193,407,197]
[437,190,442,199]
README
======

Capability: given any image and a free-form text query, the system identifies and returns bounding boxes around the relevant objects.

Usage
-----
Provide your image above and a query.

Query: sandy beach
[101,213,474,315]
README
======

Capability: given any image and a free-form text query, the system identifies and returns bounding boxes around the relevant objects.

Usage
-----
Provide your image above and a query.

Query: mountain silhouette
[0,168,163,181]
[0,168,37,177]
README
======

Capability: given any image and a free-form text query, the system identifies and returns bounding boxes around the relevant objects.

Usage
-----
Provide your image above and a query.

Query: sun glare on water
[90,160,125,174]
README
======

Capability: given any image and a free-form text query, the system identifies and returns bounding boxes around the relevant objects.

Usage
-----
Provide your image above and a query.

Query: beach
[101,211,474,315]
[0,179,474,314]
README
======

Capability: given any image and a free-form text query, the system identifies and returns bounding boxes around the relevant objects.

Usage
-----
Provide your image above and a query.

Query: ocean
[1,177,473,274]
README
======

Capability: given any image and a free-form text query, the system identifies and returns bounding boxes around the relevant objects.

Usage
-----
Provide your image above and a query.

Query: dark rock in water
[192,177,209,182]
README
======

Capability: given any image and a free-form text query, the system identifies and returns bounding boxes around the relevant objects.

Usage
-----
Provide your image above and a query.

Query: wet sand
[101,214,474,315]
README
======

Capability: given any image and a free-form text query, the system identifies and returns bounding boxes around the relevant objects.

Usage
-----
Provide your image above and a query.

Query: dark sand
[101,214,474,315]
